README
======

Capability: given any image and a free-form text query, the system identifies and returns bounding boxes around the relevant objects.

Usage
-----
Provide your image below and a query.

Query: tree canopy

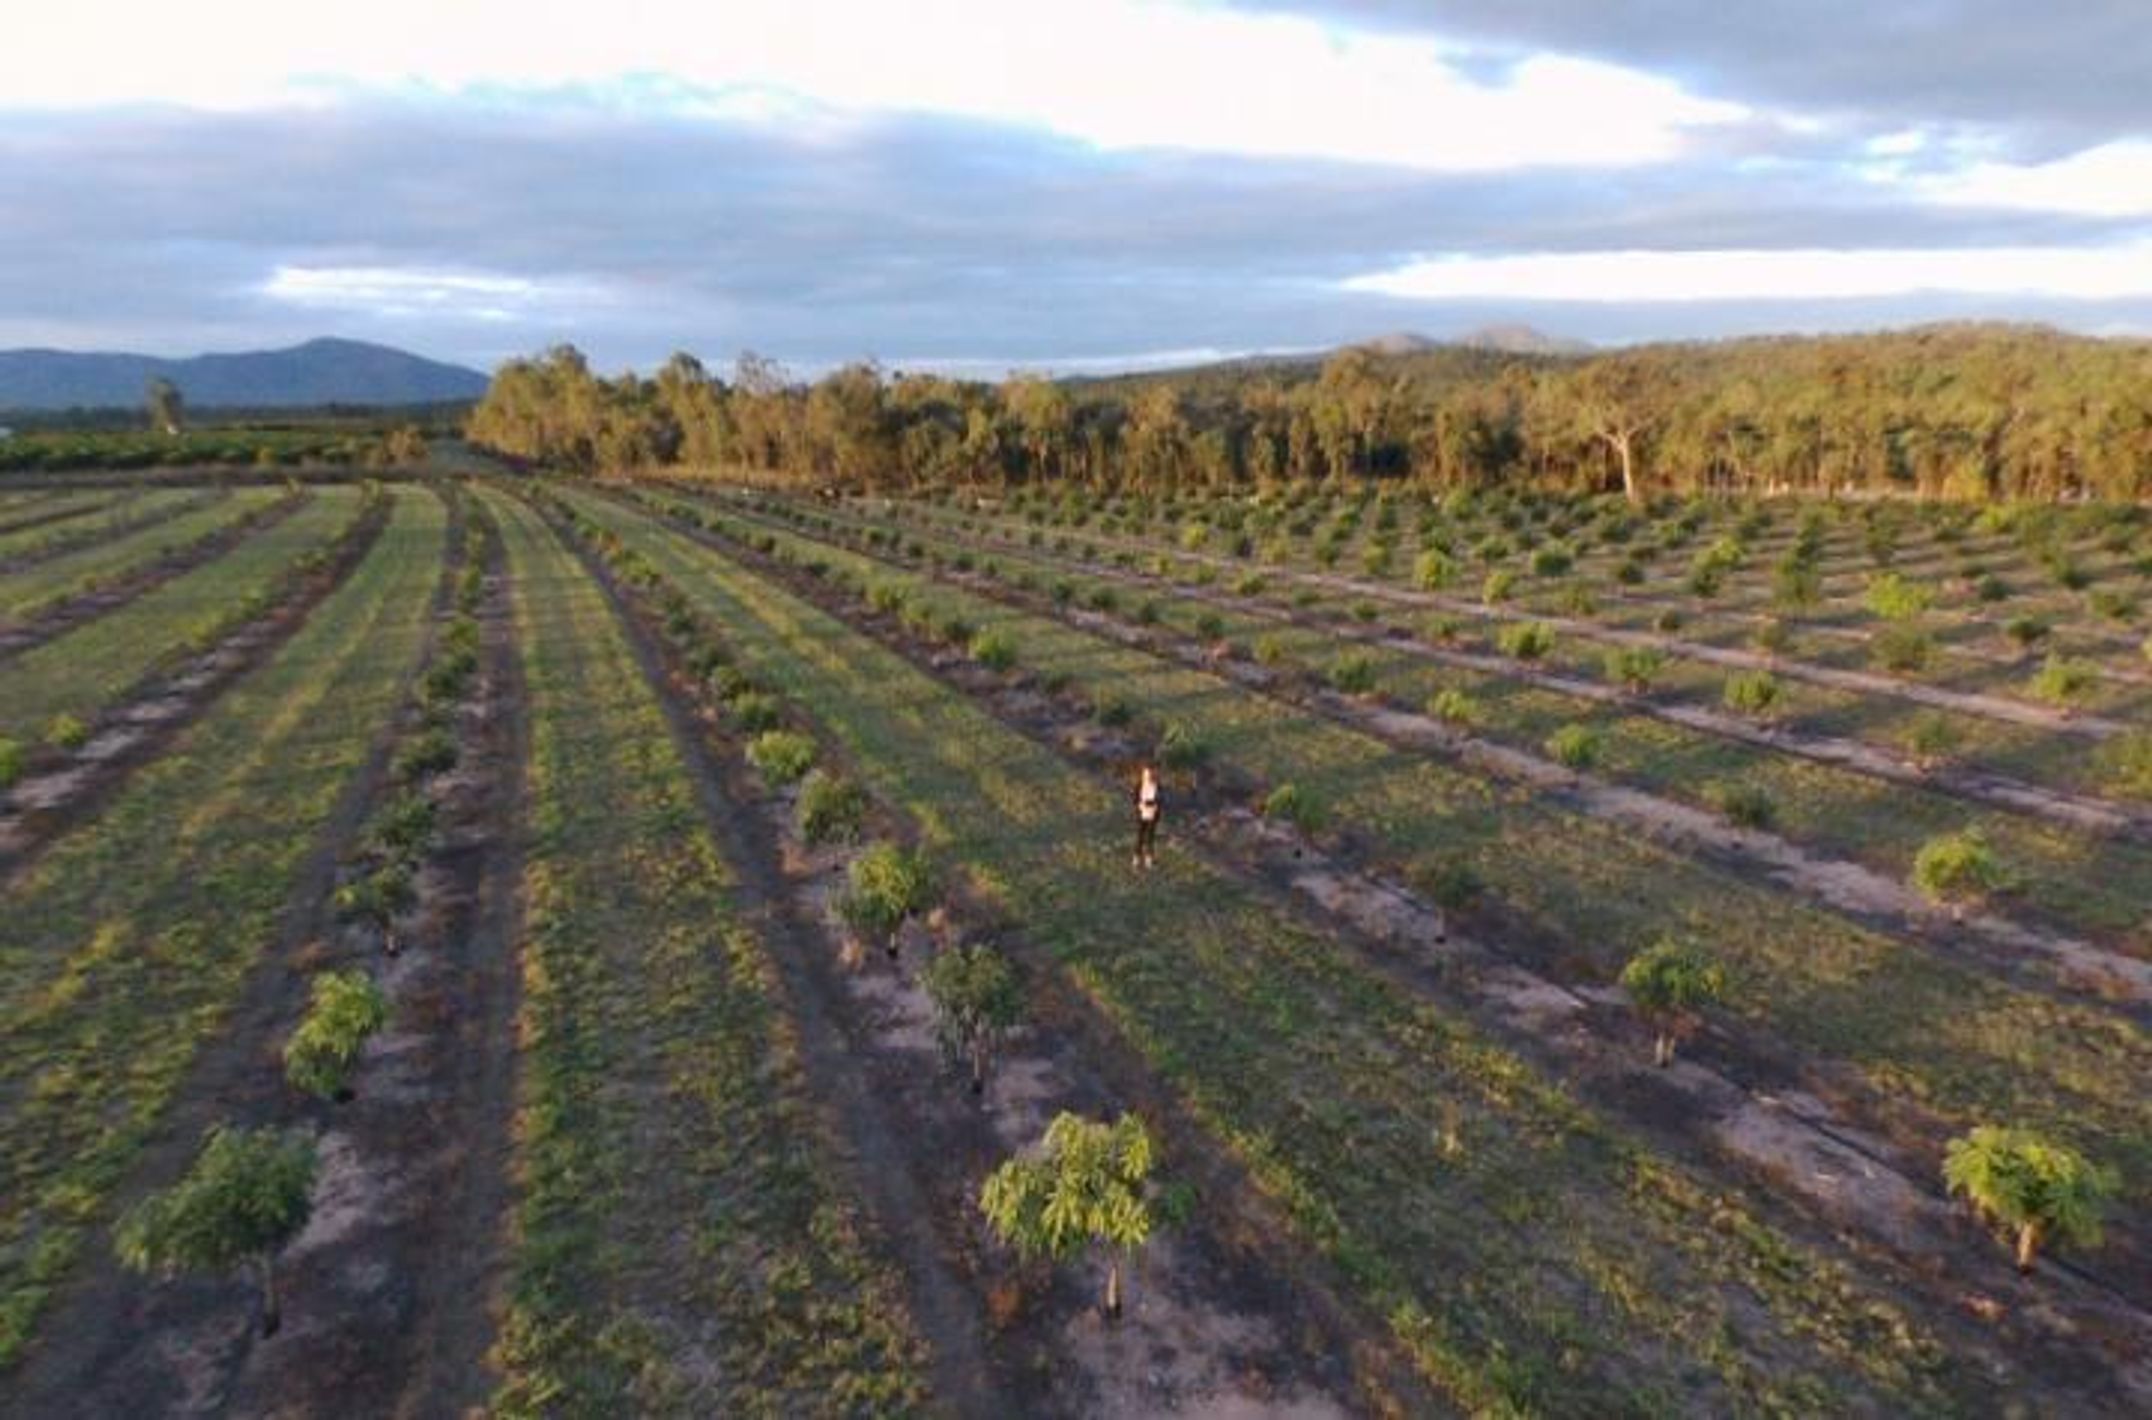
[467,325,2152,501]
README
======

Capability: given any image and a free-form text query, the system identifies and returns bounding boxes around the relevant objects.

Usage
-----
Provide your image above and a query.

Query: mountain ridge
[0,337,489,411]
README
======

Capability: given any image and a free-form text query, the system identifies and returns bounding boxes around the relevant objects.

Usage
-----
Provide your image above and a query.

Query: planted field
[0,486,366,741]
[0,484,443,1366]
[551,483,2105,1415]
[3,468,2144,1418]
[481,486,928,1414]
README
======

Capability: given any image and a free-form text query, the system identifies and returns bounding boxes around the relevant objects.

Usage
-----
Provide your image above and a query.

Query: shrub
[1871,625,1934,674]
[747,729,817,785]
[1232,572,1267,597]
[1427,687,1481,727]
[1707,780,1776,830]
[1604,646,1664,694]
[920,943,1025,1093]
[970,628,1019,672]
[1912,829,2007,907]
[1413,549,1456,590]
[1417,857,1483,909]
[1620,939,1727,1066]
[1158,722,1210,771]
[1975,573,2010,603]
[867,581,909,616]
[1864,572,1933,621]
[2027,655,2098,708]
[1944,1126,2116,1271]
[1544,723,1602,770]
[1529,545,1573,578]
[1262,782,1327,832]
[1481,570,1515,604]
[1350,600,1380,624]
[836,842,936,957]
[1771,557,1820,608]
[796,769,869,844]
[115,1126,318,1337]
[1722,670,1782,718]
[367,791,436,863]
[1901,711,1962,770]
[937,612,975,648]
[1195,611,1226,640]
[2097,730,2152,800]
[1652,608,1685,634]
[0,736,22,790]
[729,690,784,732]
[1496,621,1556,661]
[1328,651,1378,695]
[45,712,90,750]
[1423,615,1462,644]
[393,726,458,784]
[283,969,389,1100]
[1615,557,1645,586]
[1093,694,1134,728]
[2004,616,2050,651]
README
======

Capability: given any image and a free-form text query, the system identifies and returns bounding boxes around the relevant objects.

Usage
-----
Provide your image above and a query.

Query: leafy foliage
[795,768,869,844]
[115,1126,316,1333]
[283,969,390,1099]
[746,729,818,785]
[1911,829,2008,906]
[1620,939,1727,1065]
[1944,1126,2116,1268]
[836,842,935,951]
[919,943,1025,1092]
[979,1112,1158,1315]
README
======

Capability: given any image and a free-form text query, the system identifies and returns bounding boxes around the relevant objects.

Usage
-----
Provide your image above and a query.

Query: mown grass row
[642,483,2152,1205]
[553,483,2001,1418]
[0,487,447,1366]
[0,488,283,624]
[480,485,927,1417]
[0,490,137,560]
[0,485,374,745]
[745,489,2152,948]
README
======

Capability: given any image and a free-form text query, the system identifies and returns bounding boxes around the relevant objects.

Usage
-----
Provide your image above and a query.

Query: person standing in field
[1133,763,1161,870]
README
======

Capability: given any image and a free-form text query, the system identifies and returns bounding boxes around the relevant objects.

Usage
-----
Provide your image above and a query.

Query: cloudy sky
[6,0,2151,374]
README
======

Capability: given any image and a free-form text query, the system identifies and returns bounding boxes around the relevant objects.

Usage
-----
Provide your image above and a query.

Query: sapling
[116,1127,317,1337]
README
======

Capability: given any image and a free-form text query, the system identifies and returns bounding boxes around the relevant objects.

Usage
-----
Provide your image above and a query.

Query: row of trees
[468,325,2152,501]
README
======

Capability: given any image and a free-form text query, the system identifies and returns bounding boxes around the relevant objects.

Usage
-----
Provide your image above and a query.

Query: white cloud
[1916,139,2152,217]
[261,265,608,320]
[0,0,1746,172]
[1346,242,2152,303]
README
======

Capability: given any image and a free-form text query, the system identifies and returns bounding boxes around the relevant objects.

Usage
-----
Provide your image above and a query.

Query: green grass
[0,487,367,740]
[0,489,284,623]
[754,490,2152,947]
[641,491,2152,1197]
[0,487,446,1366]
[559,484,1986,1417]
[481,487,926,1417]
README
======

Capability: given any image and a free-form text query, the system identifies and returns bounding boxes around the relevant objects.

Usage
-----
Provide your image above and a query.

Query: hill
[0,337,488,411]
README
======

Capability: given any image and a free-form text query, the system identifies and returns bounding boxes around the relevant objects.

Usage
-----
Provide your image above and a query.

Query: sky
[5,0,2151,376]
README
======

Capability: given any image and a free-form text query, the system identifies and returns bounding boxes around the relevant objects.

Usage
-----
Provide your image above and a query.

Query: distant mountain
[0,337,489,411]
[1452,323,1594,356]
[1356,331,1443,356]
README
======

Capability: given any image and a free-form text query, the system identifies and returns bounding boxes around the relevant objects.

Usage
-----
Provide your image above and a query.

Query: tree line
[467,323,2152,502]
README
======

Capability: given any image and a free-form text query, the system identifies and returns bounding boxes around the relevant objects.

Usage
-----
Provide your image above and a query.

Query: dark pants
[1134,814,1158,859]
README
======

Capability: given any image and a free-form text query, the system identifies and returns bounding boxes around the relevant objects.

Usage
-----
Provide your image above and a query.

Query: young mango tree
[283,969,390,1101]
[115,1126,317,1336]
[1944,1126,2116,1272]
[980,1111,1158,1320]
[332,863,418,956]
[1619,939,1727,1067]
[920,943,1025,1094]
[837,842,935,960]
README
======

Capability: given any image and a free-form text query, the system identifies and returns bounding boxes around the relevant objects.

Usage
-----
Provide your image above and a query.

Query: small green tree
[837,842,935,960]
[1943,1126,2116,1272]
[746,729,817,785]
[1911,829,2007,912]
[2027,655,2098,710]
[284,970,389,1101]
[1722,670,1782,719]
[1545,723,1602,771]
[920,943,1025,1094]
[979,1112,1158,1319]
[1864,572,1933,621]
[332,864,418,956]
[115,1126,316,1336]
[1900,711,1961,772]
[1619,939,1726,1067]
[1604,645,1664,695]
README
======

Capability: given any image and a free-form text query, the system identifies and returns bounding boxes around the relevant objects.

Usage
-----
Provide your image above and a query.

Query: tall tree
[145,376,185,436]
